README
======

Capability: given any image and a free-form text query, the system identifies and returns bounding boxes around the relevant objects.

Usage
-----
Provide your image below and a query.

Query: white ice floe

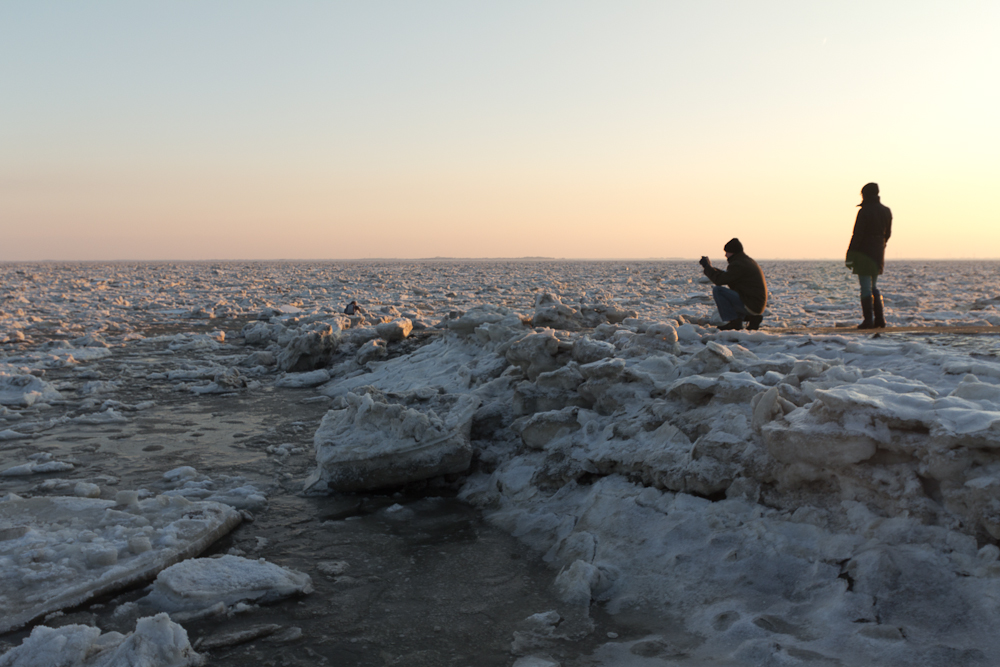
[0,613,203,667]
[188,368,255,394]
[304,388,480,493]
[10,348,113,370]
[159,468,268,512]
[273,368,331,388]
[318,333,491,397]
[141,554,312,615]
[275,323,342,373]
[0,373,62,407]
[78,380,121,396]
[66,408,129,424]
[1,458,75,477]
[0,494,241,633]
[162,467,199,484]
[375,317,413,342]
[530,292,636,331]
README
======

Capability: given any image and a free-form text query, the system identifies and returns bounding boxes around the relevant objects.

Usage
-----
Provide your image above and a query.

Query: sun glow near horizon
[2,2,998,262]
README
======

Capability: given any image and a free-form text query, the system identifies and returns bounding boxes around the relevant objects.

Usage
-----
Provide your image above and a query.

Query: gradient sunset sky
[2,2,997,261]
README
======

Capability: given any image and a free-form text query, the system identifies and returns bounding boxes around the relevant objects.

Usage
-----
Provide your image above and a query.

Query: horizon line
[3,257,1000,263]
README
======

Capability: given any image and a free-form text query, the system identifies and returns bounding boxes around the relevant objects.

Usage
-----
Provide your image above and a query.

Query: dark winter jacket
[846,197,892,276]
[703,252,768,315]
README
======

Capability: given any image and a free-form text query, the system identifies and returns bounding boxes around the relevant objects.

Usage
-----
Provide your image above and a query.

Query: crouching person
[699,238,767,331]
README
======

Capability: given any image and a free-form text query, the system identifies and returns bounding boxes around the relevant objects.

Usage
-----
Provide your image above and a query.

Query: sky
[1,1,998,261]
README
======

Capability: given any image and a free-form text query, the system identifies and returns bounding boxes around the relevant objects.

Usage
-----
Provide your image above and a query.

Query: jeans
[712,285,749,322]
[858,275,879,299]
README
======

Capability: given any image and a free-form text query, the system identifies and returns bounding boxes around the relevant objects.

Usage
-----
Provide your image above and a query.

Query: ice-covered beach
[4,259,1000,666]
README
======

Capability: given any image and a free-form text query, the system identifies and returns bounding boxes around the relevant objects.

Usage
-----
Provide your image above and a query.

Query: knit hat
[723,238,743,254]
[861,182,879,197]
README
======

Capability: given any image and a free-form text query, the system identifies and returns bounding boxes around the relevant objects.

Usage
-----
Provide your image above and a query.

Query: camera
[698,256,710,268]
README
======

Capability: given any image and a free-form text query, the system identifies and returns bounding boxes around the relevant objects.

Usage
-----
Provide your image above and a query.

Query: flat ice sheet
[0,495,241,634]
[144,554,312,613]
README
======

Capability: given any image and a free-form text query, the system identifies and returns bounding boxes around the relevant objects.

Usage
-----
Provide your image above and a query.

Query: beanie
[723,238,743,254]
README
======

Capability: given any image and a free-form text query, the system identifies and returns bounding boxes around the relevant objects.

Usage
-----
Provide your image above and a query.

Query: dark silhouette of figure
[344,300,359,315]
[846,183,892,329]
[700,238,768,330]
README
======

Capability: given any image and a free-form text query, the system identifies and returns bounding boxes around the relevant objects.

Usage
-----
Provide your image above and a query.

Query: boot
[718,317,744,331]
[858,296,875,329]
[872,289,886,328]
[746,314,763,330]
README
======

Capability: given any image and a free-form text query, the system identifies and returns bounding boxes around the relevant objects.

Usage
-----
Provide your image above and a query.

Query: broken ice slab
[142,554,312,615]
[303,389,479,494]
[0,613,202,666]
[0,494,241,634]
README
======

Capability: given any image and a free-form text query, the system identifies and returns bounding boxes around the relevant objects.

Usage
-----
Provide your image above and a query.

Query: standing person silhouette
[845,183,892,329]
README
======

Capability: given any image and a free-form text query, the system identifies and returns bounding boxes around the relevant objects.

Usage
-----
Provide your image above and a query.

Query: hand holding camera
[699,256,710,269]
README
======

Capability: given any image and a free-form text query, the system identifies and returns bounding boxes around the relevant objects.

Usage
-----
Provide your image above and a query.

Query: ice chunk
[949,373,1000,403]
[517,407,582,450]
[163,467,199,483]
[571,336,615,365]
[73,482,101,498]
[70,408,128,424]
[355,338,387,365]
[274,369,331,388]
[0,373,62,407]
[320,335,485,397]
[667,372,766,404]
[189,368,250,394]
[554,559,609,604]
[506,331,566,381]
[143,555,312,613]
[304,390,479,493]
[276,324,339,372]
[375,317,413,342]
[445,304,514,335]
[0,613,203,667]
[158,471,268,512]
[531,293,584,331]
[1,460,75,477]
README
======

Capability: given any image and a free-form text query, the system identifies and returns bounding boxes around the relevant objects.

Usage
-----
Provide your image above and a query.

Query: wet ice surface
[0,360,580,666]
[3,259,1000,666]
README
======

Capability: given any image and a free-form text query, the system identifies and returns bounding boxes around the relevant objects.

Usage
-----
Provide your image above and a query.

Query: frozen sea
[3,259,1000,667]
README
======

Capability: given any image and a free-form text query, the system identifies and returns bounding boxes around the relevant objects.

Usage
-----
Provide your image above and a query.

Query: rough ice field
[3,259,1000,667]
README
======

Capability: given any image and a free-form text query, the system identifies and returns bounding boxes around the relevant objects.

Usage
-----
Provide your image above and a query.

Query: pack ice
[300,294,1000,665]
[6,260,1000,666]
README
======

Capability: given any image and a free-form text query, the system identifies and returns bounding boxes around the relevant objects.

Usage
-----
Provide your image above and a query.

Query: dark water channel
[0,330,655,666]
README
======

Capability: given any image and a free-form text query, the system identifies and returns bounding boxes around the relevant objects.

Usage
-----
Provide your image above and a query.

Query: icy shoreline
[4,260,1000,666]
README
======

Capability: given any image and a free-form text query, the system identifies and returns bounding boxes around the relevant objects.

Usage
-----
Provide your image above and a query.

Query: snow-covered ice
[5,259,1000,665]
[0,613,202,667]
[0,494,241,633]
[304,388,480,493]
[141,555,312,615]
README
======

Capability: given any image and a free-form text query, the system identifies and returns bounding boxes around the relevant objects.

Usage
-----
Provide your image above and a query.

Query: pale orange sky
[2,2,998,261]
